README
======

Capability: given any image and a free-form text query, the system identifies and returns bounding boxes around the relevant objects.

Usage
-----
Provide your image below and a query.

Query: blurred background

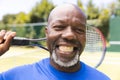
[0,0,120,80]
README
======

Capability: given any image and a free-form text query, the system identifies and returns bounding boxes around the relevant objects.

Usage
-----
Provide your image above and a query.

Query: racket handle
[10,37,49,51]
[11,37,30,46]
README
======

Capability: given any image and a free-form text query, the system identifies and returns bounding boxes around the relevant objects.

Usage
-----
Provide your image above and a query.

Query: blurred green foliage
[0,0,54,39]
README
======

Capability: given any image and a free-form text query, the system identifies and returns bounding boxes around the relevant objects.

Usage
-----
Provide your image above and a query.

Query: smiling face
[46,4,86,69]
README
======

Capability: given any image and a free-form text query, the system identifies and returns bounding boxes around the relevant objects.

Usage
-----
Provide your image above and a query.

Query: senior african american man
[0,4,110,80]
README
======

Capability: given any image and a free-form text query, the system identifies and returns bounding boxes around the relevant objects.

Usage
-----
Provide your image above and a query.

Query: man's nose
[62,27,76,40]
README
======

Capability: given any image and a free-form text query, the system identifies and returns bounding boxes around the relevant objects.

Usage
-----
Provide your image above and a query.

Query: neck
[50,59,81,72]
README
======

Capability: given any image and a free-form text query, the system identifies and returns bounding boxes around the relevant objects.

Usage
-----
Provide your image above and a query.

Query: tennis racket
[81,25,106,68]
[11,25,106,68]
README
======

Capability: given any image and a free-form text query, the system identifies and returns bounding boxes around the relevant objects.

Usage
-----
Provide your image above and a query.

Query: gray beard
[51,50,79,67]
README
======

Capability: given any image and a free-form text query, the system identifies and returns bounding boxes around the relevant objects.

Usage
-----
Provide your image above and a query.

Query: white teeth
[59,46,74,52]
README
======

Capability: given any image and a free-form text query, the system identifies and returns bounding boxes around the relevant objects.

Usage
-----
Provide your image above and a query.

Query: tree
[86,0,99,19]
[109,0,120,17]
[29,0,55,39]
[15,12,30,24]
[98,9,110,40]
[2,12,29,24]
[108,2,117,18]
[2,14,16,24]
[115,0,120,16]
[1,0,55,39]
[0,21,7,30]
[77,0,85,13]
[30,0,54,23]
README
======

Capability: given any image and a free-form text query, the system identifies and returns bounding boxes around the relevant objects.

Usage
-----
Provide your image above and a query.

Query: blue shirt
[0,58,110,80]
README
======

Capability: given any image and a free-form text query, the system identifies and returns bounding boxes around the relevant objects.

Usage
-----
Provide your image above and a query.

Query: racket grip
[11,37,30,46]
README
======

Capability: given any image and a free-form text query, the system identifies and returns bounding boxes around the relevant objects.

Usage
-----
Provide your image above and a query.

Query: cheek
[47,28,61,39]
[47,31,61,42]
[78,35,86,47]
[46,31,61,53]
[82,36,86,46]
[78,36,86,54]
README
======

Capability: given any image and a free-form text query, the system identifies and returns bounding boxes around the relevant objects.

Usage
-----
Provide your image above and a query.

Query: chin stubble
[51,50,80,67]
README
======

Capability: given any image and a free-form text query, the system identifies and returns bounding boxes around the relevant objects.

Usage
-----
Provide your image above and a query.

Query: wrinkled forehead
[48,4,86,25]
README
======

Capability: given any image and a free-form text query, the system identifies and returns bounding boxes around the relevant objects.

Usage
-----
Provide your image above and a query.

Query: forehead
[50,16,86,27]
[48,4,86,26]
[49,12,86,27]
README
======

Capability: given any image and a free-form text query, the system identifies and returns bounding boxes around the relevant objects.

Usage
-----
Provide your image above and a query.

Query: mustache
[58,38,80,45]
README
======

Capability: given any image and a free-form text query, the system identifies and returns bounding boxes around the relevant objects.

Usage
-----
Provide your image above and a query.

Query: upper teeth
[59,46,74,52]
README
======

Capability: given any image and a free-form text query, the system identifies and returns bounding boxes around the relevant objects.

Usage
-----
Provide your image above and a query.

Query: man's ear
[45,27,48,37]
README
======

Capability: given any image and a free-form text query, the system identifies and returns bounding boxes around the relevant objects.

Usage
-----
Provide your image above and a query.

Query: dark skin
[0,30,16,56]
[0,4,86,73]
[46,4,86,72]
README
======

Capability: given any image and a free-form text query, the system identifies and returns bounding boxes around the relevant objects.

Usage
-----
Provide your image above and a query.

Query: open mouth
[55,45,79,55]
[52,44,80,65]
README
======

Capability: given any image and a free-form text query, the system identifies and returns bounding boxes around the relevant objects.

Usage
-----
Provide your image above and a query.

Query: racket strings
[85,27,103,52]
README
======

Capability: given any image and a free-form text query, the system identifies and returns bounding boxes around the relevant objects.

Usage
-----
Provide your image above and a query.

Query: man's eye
[75,29,85,34]
[54,26,65,31]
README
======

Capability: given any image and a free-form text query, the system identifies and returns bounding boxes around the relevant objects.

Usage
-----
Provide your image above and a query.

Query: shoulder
[0,64,33,80]
[35,58,50,67]
[0,58,50,80]
[3,58,49,74]
[80,61,110,80]
[0,63,35,78]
